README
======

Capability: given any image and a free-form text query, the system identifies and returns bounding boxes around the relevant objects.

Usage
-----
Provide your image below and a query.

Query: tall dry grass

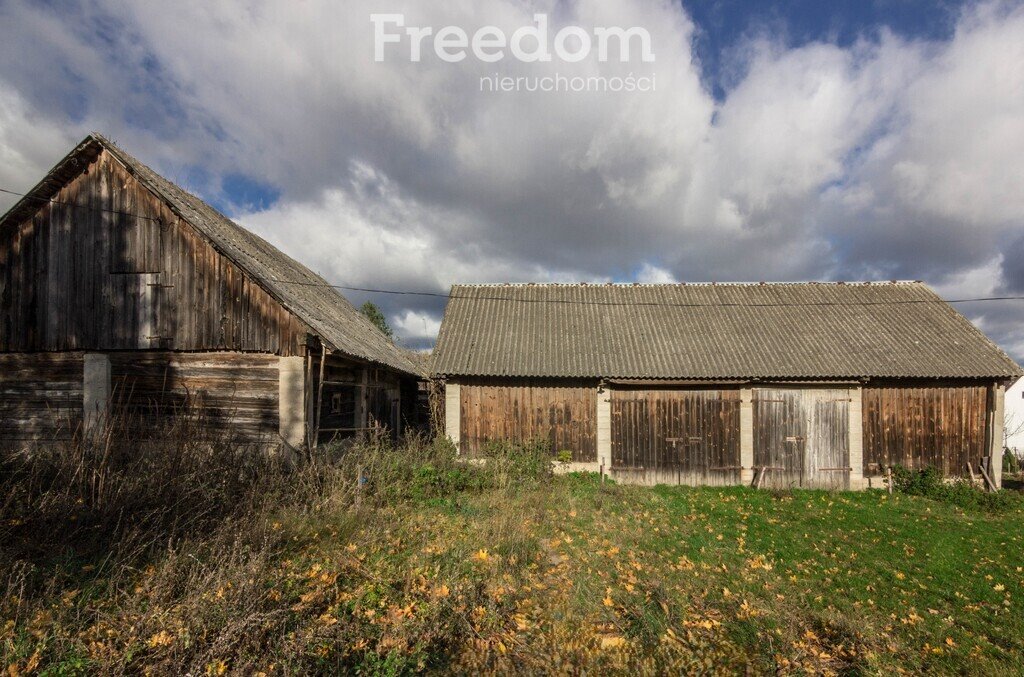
[4,418,637,674]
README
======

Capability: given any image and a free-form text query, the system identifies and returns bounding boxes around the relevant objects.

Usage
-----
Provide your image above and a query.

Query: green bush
[481,438,553,491]
[1003,449,1021,474]
[890,465,944,495]
[342,435,558,504]
[890,465,1023,512]
[410,464,476,500]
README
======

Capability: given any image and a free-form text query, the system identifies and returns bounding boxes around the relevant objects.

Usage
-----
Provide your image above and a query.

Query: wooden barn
[432,283,1022,489]
[0,134,423,449]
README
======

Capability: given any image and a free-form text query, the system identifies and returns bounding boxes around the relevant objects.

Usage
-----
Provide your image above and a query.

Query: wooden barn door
[610,389,741,485]
[753,388,850,490]
[804,390,850,489]
[753,389,807,488]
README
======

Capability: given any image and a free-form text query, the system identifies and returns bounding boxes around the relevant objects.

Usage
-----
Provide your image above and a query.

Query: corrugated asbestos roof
[0,134,419,376]
[432,283,1022,380]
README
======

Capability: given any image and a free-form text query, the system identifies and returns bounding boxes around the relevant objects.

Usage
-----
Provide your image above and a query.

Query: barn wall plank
[0,352,84,442]
[108,351,280,442]
[458,381,597,461]
[862,384,988,477]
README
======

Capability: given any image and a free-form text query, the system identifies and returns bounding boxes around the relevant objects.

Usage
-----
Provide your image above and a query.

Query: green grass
[3,438,1023,675]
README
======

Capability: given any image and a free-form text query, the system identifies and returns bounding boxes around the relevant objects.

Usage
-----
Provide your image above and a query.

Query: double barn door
[753,388,851,489]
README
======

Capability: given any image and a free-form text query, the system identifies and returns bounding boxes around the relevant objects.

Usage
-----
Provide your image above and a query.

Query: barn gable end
[0,148,309,355]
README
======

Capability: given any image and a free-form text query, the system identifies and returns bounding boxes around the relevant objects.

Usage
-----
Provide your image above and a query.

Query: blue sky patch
[684,0,967,97]
[218,173,282,214]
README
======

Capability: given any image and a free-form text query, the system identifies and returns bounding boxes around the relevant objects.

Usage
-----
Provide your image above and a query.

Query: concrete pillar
[739,388,754,486]
[596,385,611,469]
[991,383,1005,489]
[279,356,306,450]
[83,353,111,433]
[848,386,865,490]
[445,382,461,452]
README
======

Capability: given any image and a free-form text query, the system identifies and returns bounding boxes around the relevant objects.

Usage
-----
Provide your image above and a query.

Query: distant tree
[360,301,393,339]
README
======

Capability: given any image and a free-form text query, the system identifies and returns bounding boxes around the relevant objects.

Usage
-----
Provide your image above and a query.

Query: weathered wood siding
[0,150,307,355]
[459,382,596,461]
[310,355,405,445]
[753,388,850,489]
[610,388,741,485]
[109,352,278,441]
[367,368,403,434]
[862,385,988,477]
[0,352,83,442]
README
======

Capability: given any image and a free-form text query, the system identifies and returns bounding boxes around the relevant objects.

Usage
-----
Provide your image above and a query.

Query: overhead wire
[3,184,1023,308]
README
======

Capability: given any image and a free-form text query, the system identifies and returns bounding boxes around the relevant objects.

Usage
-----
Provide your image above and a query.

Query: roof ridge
[451,280,924,288]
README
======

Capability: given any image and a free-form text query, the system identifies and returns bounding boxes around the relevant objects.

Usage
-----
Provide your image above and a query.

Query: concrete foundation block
[445,382,461,452]
[83,353,111,433]
[848,386,865,490]
[596,387,611,469]
[739,388,754,486]
[991,383,1005,489]
[279,356,306,450]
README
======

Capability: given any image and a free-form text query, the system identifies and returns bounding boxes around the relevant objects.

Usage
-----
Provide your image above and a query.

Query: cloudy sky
[0,0,1022,366]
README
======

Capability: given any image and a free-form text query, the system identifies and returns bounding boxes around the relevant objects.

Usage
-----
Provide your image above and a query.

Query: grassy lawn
[2,438,1022,674]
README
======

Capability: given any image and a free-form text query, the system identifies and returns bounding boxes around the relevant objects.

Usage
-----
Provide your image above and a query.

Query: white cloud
[635,263,677,284]
[0,85,81,211]
[392,310,442,341]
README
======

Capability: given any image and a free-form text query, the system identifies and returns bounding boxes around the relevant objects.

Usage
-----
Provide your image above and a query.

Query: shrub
[342,435,559,503]
[890,465,944,496]
[890,465,1023,512]
[1003,449,1021,474]
[481,438,553,491]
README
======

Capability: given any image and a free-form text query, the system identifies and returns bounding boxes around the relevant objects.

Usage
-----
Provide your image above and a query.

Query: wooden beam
[312,343,326,450]
[979,463,997,493]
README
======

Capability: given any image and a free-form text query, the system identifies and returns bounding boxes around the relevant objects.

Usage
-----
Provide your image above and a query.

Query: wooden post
[886,466,893,495]
[355,367,369,441]
[312,343,327,450]
[967,463,977,486]
[979,464,997,493]
[304,349,314,450]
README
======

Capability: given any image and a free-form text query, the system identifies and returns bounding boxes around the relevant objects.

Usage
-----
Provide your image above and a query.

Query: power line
[4,184,1022,309]
[268,277,1024,308]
